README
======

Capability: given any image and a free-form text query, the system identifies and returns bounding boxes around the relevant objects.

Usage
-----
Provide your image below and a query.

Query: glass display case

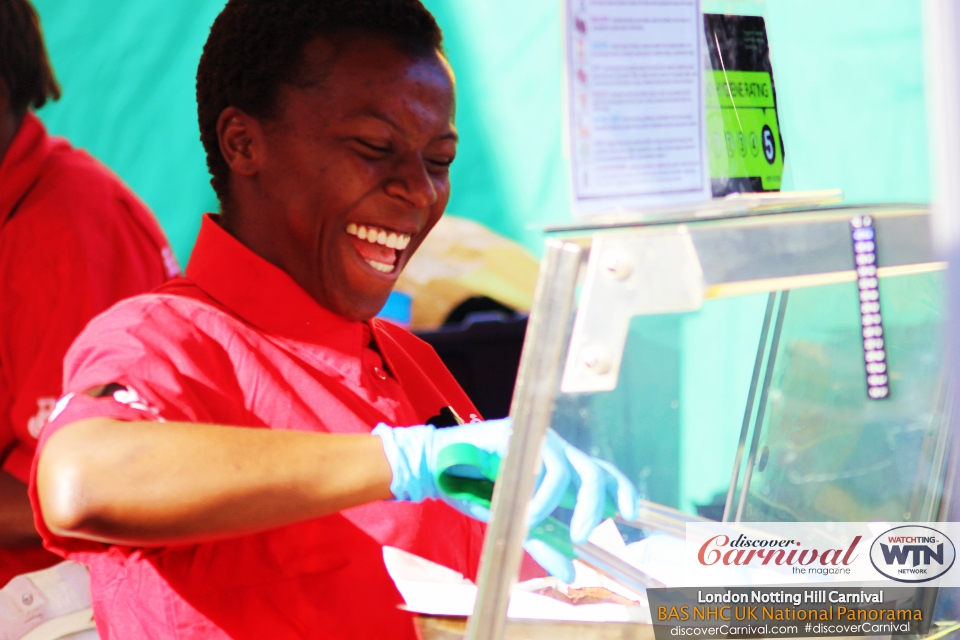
[438,204,953,640]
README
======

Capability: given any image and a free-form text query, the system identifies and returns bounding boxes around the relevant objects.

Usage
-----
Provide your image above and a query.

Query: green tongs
[434,443,663,593]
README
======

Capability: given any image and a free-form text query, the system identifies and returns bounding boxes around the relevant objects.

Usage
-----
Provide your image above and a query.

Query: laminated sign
[566,0,711,215]
[704,14,785,196]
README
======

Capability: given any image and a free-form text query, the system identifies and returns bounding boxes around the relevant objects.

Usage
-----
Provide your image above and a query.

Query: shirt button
[373,366,387,381]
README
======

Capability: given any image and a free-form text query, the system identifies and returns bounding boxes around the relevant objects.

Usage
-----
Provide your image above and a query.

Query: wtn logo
[870,526,956,583]
[880,542,944,567]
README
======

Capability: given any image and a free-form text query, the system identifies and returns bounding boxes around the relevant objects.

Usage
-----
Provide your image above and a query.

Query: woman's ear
[217,106,262,178]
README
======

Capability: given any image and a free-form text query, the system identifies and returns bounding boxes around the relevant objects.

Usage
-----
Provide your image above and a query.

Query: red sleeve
[26,296,237,561]
[28,393,161,560]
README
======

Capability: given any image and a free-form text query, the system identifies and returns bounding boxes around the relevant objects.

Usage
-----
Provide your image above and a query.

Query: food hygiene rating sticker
[679,523,960,587]
[647,587,927,640]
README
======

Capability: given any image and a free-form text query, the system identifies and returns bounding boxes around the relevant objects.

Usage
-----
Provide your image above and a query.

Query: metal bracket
[560,226,705,393]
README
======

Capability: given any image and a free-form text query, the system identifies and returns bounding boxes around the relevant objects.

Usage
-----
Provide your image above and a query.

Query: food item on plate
[534,586,640,606]
[568,587,640,606]
[533,587,574,605]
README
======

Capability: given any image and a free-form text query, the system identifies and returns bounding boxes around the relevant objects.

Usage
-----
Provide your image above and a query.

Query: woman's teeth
[346,223,411,250]
[364,259,395,273]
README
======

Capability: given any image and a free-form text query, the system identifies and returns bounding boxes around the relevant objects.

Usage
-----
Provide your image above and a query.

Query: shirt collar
[0,112,62,227]
[185,214,371,349]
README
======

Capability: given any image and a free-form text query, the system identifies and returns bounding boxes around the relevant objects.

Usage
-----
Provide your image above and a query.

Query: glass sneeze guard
[464,205,949,640]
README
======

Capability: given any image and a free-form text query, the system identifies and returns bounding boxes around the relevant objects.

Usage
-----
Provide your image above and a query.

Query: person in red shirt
[29,1,639,637]
[0,0,178,586]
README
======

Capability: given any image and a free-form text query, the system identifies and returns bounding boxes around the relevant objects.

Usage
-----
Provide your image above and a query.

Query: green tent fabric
[34,0,224,265]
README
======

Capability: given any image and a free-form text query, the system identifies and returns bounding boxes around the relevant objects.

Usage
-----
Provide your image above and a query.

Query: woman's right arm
[36,417,394,546]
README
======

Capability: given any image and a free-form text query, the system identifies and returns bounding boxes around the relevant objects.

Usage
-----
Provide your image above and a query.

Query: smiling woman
[26,1,637,638]
[211,34,458,320]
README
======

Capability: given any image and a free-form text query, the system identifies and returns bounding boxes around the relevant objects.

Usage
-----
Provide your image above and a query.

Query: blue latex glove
[373,419,640,583]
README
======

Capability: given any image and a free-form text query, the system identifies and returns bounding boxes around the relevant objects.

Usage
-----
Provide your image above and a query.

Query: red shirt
[0,113,177,583]
[30,215,492,639]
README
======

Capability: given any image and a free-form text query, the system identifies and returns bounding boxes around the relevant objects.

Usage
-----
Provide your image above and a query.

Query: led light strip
[850,215,889,400]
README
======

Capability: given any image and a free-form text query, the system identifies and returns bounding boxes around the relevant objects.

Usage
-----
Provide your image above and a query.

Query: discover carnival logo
[697,533,862,574]
[869,525,956,583]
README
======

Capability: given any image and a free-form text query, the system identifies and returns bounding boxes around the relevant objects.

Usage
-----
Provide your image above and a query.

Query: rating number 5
[762,125,776,164]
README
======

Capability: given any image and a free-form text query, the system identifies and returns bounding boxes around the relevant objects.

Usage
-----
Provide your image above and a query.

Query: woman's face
[222,35,457,321]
